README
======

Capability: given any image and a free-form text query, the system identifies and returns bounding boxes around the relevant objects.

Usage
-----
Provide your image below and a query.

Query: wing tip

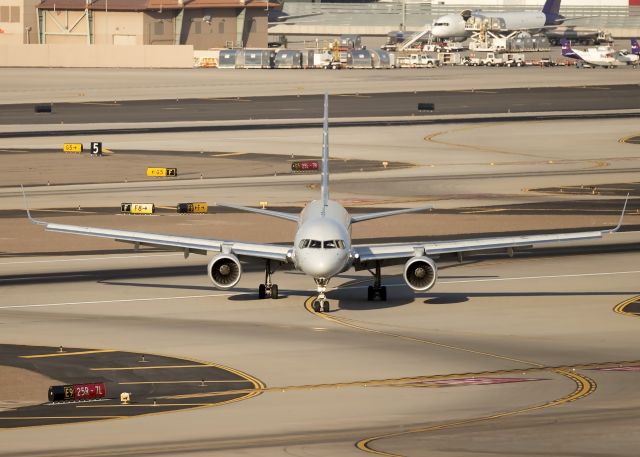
[20,184,46,226]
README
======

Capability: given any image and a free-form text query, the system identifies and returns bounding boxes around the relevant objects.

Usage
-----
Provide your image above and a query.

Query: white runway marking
[0,274,89,282]
[337,270,640,291]
[440,270,640,285]
[0,293,235,310]
[0,253,182,266]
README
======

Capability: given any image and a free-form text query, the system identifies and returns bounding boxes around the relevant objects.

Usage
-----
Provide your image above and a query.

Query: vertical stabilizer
[321,93,330,214]
[542,0,561,16]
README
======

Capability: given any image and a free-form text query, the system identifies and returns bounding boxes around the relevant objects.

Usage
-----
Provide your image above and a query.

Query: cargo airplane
[432,0,580,41]
[23,95,628,313]
[561,39,639,67]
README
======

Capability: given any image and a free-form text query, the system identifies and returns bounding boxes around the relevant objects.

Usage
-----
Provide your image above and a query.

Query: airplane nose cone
[299,253,344,278]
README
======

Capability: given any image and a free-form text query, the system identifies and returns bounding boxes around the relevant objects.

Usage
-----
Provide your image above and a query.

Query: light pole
[105,0,108,44]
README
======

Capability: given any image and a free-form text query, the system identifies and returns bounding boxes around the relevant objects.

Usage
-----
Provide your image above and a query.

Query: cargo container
[243,49,274,69]
[371,48,392,69]
[218,50,242,69]
[274,50,303,69]
[347,49,373,69]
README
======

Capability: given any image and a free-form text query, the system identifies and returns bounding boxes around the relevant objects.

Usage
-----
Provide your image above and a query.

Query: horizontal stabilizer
[351,205,432,223]
[216,202,299,223]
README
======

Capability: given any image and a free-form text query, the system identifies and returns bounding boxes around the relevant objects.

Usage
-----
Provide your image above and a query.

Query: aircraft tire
[271,284,279,300]
[367,286,374,301]
[322,301,330,313]
[258,284,266,299]
[313,301,321,312]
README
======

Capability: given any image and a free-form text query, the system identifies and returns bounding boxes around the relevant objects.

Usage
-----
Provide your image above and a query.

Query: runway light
[120,392,131,405]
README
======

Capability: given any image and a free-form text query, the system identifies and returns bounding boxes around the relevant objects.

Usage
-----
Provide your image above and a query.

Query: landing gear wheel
[271,284,279,300]
[313,301,321,313]
[380,286,387,301]
[258,284,266,299]
[322,301,330,313]
[367,262,387,301]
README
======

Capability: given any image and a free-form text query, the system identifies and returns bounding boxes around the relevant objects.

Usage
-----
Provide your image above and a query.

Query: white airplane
[562,39,640,68]
[432,0,566,41]
[23,95,628,313]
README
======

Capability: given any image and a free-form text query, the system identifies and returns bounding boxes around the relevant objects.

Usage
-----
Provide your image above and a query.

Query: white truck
[481,53,504,66]
[479,52,526,67]
[503,53,526,67]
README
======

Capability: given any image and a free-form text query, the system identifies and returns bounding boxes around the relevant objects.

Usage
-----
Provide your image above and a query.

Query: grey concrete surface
[0,247,639,456]
[1,67,640,456]
[1,66,639,105]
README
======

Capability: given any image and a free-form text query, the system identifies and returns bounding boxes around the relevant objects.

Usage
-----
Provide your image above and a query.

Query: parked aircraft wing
[354,197,627,263]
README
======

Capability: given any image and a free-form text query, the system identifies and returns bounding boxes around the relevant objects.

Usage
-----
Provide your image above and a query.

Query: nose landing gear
[313,278,330,312]
[258,260,279,299]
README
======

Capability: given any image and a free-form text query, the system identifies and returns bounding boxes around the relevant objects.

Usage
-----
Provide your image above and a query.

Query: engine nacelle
[208,254,242,289]
[403,256,437,291]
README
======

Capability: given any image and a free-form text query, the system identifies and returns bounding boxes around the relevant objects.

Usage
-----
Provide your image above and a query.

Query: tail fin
[561,39,579,59]
[321,93,329,213]
[542,0,561,16]
[632,38,639,55]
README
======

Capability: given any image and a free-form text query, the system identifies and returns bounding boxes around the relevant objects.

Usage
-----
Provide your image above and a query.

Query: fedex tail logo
[632,38,639,55]
[561,39,580,59]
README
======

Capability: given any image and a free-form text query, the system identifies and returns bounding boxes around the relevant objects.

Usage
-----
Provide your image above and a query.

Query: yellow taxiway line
[21,349,117,359]
[613,295,640,317]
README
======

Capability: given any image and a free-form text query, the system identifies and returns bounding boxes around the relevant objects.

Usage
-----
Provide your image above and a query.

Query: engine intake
[208,254,242,289]
[403,256,437,291]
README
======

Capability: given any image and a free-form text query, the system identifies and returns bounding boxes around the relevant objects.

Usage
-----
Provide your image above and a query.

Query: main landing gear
[258,260,279,299]
[367,261,387,301]
[312,278,330,313]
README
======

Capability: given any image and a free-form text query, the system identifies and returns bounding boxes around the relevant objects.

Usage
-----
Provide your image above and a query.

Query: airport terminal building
[0,0,271,48]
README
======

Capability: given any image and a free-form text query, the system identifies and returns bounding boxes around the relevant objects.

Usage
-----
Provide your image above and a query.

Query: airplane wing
[353,198,628,266]
[31,219,291,261]
[22,190,291,262]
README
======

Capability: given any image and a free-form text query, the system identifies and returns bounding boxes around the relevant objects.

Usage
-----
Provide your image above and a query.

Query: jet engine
[403,256,437,291]
[208,254,242,289]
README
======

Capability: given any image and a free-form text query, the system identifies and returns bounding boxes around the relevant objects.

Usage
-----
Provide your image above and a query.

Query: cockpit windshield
[299,239,345,249]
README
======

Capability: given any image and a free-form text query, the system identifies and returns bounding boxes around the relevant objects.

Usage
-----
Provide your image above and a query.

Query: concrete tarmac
[0,248,639,455]
[1,68,640,456]
[1,66,639,105]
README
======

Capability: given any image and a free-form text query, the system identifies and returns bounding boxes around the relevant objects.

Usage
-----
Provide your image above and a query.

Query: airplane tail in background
[542,0,562,16]
[320,93,330,214]
[632,38,640,55]
[561,39,580,59]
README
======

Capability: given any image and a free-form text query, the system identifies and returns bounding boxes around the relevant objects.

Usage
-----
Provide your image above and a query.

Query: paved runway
[0,344,260,428]
[1,69,640,456]
[0,248,639,455]
[2,85,639,125]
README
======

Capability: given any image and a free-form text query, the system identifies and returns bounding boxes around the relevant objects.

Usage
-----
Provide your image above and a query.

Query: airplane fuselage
[432,11,551,39]
[293,200,352,281]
